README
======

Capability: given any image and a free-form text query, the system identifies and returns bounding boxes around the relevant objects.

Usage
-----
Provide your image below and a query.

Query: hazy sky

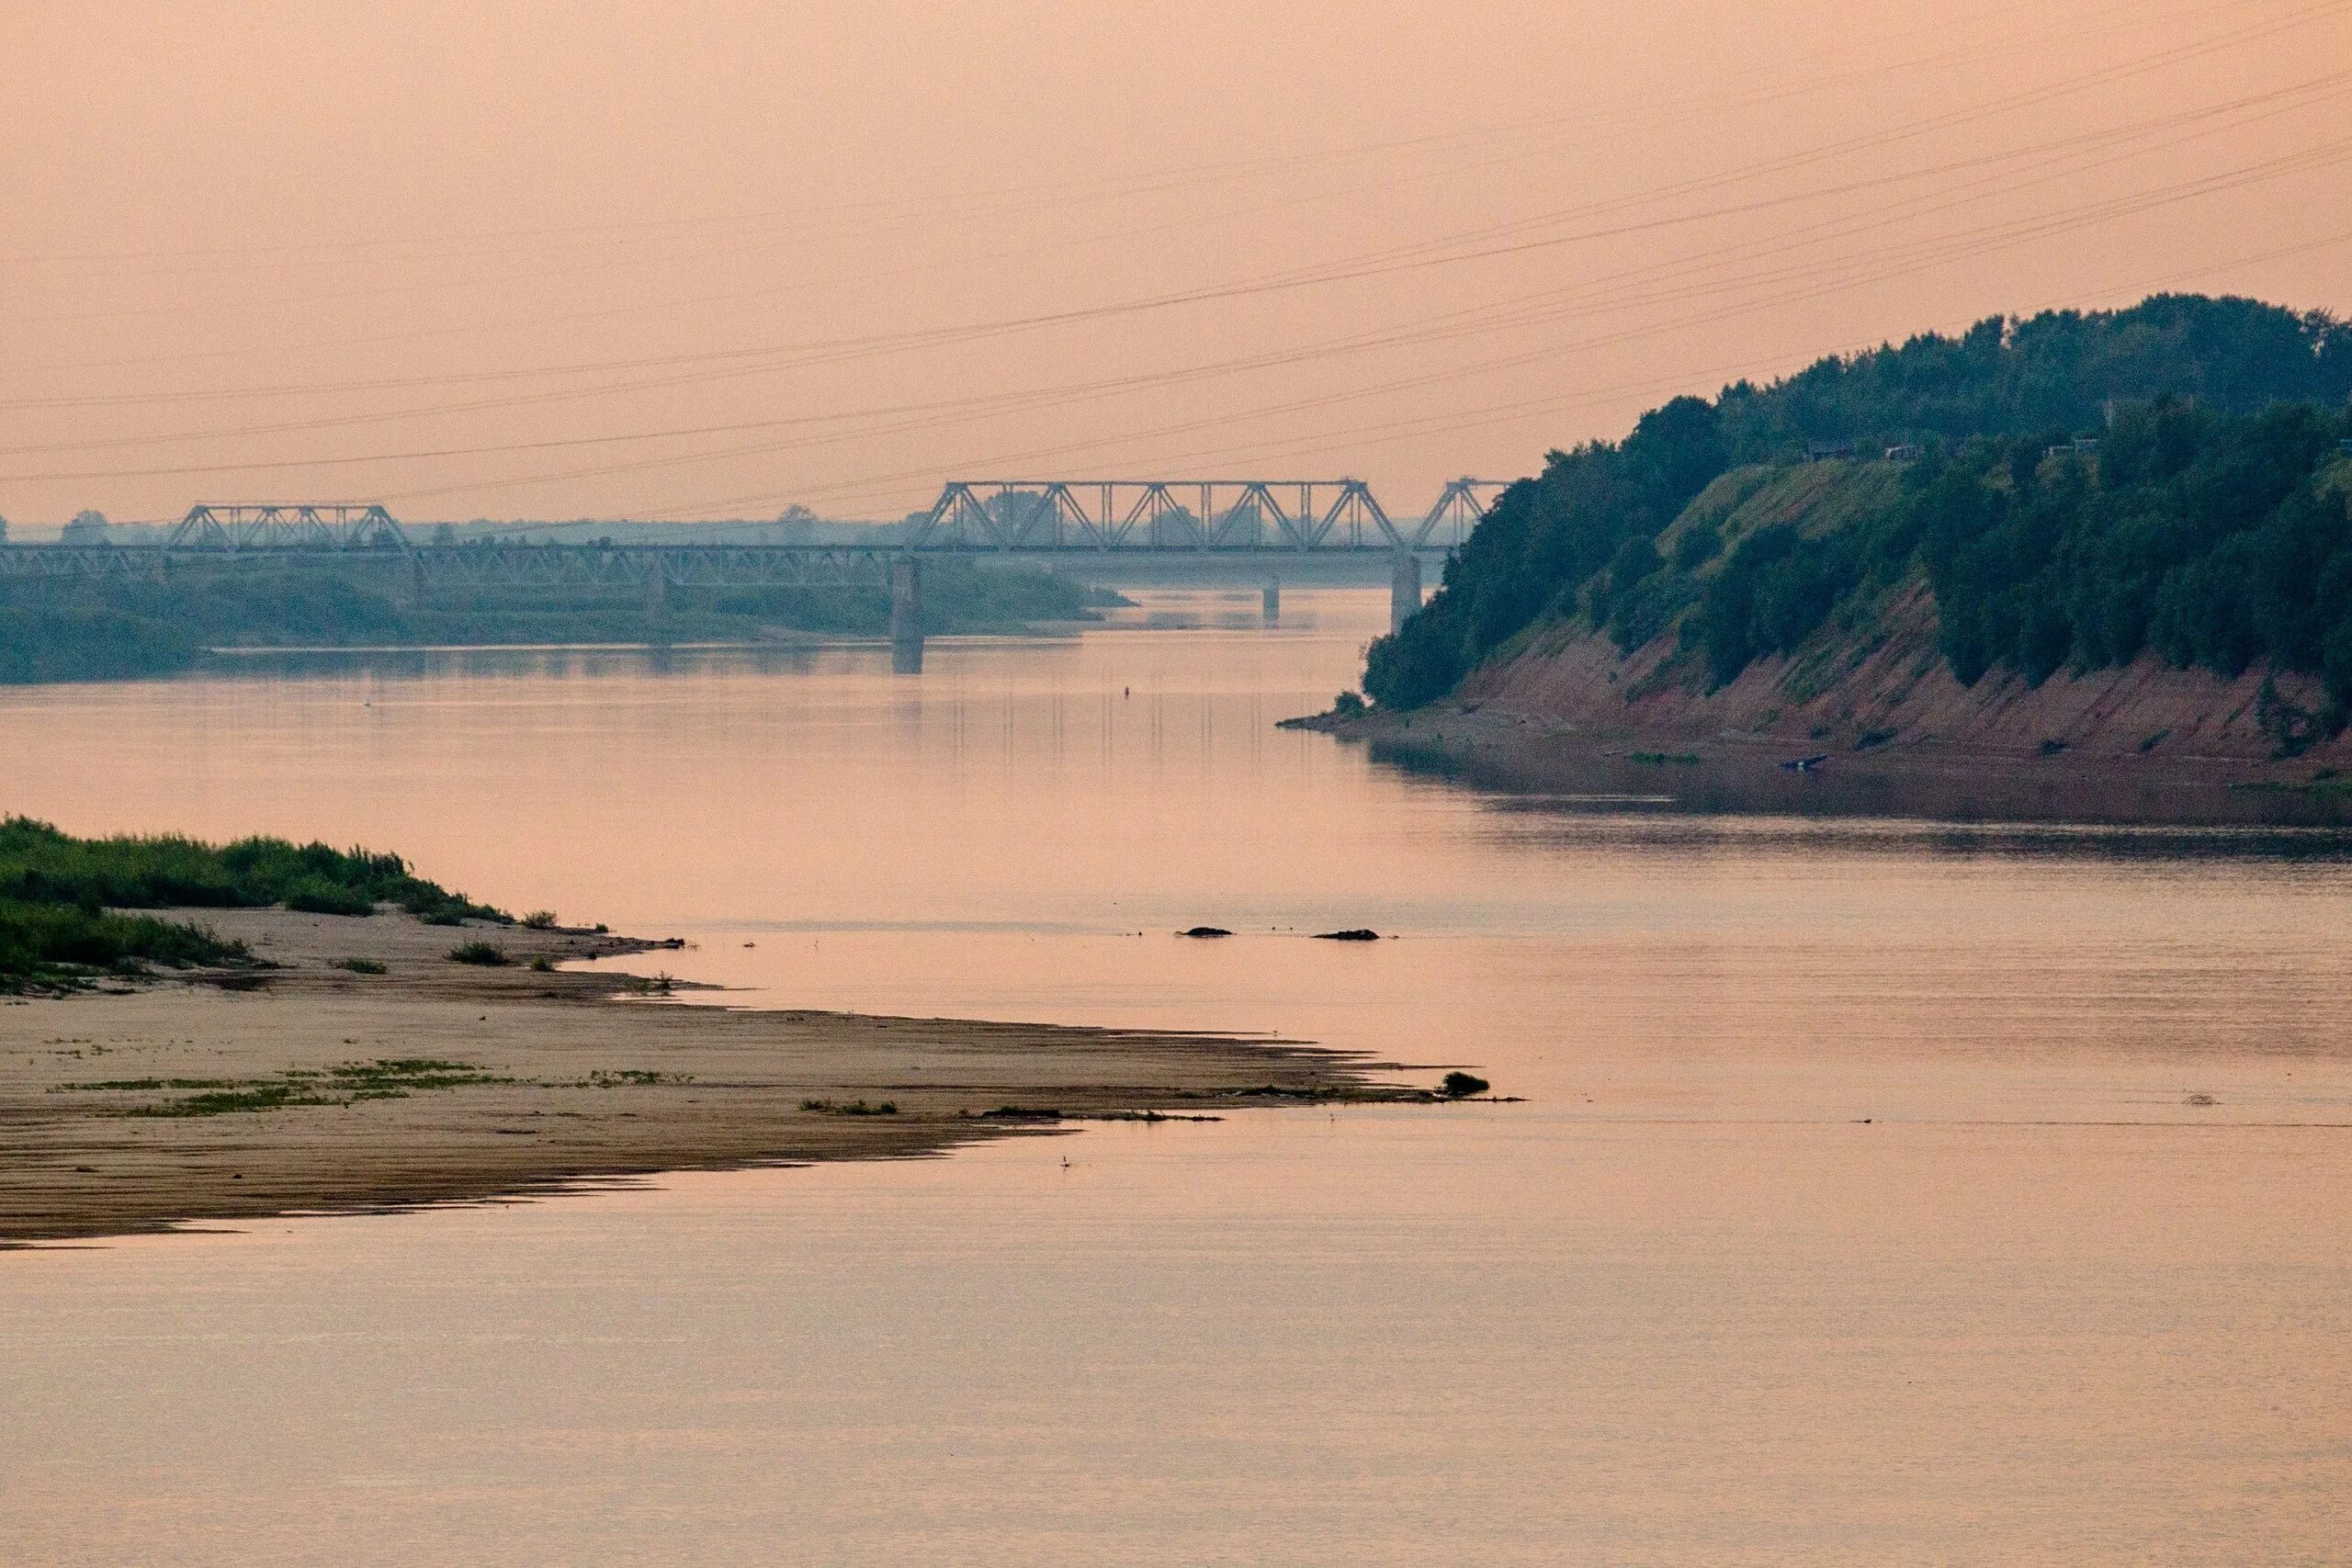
[1,0,2346,526]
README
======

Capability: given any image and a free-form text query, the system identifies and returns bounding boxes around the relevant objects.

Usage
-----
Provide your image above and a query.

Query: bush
[0,900,247,988]
[283,877,375,917]
[1440,1071,1491,1099]
[520,909,558,930]
[446,941,511,966]
[0,815,501,920]
[334,956,388,975]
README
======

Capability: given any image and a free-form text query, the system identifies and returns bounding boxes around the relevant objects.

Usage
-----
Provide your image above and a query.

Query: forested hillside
[1366,294,2352,718]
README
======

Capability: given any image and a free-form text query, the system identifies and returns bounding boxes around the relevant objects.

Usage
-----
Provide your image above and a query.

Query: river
[3,587,2349,1565]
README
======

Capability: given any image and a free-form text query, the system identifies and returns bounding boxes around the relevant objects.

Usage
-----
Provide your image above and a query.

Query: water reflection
[1471,799,2352,864]
[4,588,2351,1564]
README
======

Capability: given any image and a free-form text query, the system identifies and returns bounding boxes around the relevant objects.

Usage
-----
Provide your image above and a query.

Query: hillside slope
[1464,576,2341,763]
[1458,457,2352,764]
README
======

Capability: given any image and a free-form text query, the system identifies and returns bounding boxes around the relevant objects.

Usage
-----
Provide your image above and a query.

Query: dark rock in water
[1313,929,1381,942]
[1440,1071,1491,1099]
[1178,926,1234,938]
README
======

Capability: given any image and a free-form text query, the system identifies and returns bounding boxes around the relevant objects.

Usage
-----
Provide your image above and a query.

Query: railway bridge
[0,480,1507,671]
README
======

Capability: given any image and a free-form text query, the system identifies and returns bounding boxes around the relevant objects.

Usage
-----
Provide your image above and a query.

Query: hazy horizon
[3,0,2347,527]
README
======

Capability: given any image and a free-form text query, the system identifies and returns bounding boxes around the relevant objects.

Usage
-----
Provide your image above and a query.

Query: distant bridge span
[0,481,1510,666]
[125,481,1507,557]
[908,478,1503,553]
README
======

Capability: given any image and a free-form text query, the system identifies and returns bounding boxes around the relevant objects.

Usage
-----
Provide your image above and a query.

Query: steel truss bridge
[909,478,1499,552]
[0,482,1506,659]
[0,480,1502,580]
[0,536,901,592]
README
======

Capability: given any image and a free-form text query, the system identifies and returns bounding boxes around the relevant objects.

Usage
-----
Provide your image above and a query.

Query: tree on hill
[1365,294,2352,711]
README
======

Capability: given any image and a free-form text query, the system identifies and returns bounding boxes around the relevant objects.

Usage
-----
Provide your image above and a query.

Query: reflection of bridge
[0,481,1506,670]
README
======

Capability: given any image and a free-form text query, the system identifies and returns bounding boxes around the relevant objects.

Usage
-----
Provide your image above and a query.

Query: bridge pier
[1389,552,1423,635]
[1261,576,1280,624]
[393,552,426,610]
[890,555,923,673]
[644,556,670,637]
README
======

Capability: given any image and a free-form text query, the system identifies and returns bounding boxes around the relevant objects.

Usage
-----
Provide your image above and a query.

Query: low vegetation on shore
[0,816,502,989]
[1363,294,2352,743]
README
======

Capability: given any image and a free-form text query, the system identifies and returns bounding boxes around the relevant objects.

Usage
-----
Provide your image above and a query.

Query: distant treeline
[1365,294,2352,712]
[0,559,1114,684]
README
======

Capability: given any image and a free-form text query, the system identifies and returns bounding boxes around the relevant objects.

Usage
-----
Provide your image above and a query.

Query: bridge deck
[0,539,1447,588]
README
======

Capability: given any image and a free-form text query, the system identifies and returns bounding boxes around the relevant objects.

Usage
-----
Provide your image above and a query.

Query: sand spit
[0,909,1413,1247]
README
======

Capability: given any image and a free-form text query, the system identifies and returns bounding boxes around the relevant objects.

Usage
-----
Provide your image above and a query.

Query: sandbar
[0,908,1417,1247]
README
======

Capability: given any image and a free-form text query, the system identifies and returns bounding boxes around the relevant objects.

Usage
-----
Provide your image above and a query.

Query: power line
[2,0,2325,384]
[11,77,2340,493]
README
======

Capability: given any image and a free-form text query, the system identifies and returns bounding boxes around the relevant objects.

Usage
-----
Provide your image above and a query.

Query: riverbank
[0,559,1125,685]
[0,908,1421,1247]
[1292,700,2352,826]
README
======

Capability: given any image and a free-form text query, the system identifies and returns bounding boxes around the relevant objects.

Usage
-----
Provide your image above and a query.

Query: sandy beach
[0,908,1418,1247]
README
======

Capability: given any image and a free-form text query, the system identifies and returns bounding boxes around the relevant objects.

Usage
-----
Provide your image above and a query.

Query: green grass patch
[61,1057,511,1117]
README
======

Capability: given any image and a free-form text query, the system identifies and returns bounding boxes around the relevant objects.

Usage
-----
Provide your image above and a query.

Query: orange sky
[1,0,2346,526]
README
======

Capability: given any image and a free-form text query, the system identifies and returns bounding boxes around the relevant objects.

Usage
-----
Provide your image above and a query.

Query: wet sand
[0,909,1414,1247]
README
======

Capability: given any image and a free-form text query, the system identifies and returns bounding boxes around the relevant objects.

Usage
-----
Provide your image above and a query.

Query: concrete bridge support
[394,552,426,611]
[644,556,671,639]
[1389,552,1423,635]
[890,555,924,673]
[1262,576,1280,624]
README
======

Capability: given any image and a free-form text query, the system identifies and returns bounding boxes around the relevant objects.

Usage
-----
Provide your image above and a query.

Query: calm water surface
[3,588,2349,1565]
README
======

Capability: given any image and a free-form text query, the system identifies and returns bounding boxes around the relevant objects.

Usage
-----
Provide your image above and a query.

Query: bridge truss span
[168,503,410,552]
[907,478,1506,553]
